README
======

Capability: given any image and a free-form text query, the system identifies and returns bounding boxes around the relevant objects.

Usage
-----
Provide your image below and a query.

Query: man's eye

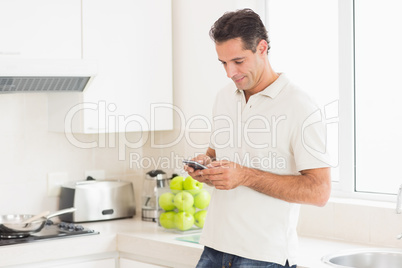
[235,61,243,64]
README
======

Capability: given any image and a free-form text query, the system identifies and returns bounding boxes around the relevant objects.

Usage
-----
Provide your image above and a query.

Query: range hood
[0,59,97,93]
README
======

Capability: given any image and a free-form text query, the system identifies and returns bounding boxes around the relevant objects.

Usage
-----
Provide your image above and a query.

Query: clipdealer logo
[63,100,339,168]
[301,100,339,167]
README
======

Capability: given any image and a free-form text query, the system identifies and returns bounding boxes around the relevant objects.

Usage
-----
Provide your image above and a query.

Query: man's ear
[257,40,268,55]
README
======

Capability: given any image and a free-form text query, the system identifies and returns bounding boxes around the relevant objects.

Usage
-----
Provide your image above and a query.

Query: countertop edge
[0,218,380,268]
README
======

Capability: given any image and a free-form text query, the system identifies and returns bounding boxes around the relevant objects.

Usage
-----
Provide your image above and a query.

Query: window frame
[331,0,397,202]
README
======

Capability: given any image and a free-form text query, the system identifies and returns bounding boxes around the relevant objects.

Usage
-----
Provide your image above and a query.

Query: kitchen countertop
[0,216,377,268]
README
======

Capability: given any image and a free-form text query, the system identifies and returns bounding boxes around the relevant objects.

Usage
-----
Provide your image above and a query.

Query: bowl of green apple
[158,175,211,233]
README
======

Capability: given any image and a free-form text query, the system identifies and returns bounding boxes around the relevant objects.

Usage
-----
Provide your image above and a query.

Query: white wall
[298,198,402,248]
[0,92,145,214]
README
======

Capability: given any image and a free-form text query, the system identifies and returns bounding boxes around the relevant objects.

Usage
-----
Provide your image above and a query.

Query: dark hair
[209,8,270,54]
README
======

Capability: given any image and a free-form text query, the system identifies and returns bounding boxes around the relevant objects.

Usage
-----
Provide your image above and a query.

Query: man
[185,8,331,268]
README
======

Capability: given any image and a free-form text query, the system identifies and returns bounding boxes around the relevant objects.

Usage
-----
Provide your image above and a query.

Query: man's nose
[225,64,237,79]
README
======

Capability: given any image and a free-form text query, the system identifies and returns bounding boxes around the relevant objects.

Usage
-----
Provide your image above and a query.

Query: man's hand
[184,154,214,186]
[199,160,248,190]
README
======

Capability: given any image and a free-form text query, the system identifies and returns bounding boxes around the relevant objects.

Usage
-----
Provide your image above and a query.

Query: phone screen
[183,160,207,170]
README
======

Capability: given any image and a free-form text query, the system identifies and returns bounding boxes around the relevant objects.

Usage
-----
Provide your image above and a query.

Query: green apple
[159,211,176,229]
[170,176,185,194]
[183,176,203,196]
[194,210,208,228]
[174,211,195,231]
[180,205,196,215]
[158,192,176,211]
[194,190,211,209]
[173,191,194,211]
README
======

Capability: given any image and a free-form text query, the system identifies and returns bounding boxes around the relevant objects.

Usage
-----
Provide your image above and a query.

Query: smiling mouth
[233,76,245,83]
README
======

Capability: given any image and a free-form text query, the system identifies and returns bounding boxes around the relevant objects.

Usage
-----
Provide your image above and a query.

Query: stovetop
[0,221,99,246]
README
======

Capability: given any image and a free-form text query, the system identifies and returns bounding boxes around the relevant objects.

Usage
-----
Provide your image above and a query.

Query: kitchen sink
[322,248,402,268]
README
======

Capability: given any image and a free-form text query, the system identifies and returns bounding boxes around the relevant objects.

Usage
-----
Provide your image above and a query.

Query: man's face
[216,38,265,92]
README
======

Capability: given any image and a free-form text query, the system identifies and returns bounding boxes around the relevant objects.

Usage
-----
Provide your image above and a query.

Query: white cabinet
[120,258,168,268]
[0,0,81,59]
[12,256,117,268]
[54,258,116,268]
[48,0,173,133]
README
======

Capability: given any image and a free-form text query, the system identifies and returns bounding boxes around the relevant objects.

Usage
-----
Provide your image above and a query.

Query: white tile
[332,203,370,244]
[297,203,335,238]
[369,206,402,247]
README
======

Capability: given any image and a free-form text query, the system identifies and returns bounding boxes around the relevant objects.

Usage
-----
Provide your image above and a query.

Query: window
[266,0,401,199]
[354,0,402,195]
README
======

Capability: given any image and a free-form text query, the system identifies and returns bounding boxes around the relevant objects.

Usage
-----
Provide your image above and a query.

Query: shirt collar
[234,73,289,99]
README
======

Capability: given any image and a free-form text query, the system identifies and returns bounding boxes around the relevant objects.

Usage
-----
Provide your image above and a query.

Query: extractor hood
[0,59,97,93]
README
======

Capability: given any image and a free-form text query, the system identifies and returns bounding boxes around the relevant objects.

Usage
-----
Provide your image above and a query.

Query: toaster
[59,179,136,222]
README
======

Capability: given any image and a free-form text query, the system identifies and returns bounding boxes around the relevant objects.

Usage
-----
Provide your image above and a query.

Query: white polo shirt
[199,73,330,266]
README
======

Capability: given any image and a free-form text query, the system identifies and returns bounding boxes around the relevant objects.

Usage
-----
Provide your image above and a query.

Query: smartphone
[183,160,208,170]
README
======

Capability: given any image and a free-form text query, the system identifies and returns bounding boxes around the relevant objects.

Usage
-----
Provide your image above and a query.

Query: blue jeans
[196,246,297,268]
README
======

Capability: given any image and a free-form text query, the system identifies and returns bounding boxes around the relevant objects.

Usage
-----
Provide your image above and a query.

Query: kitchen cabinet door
[79,0,173,133]
[0,0,81,59]
[120,258,169,268]
[49,0,173,133]
[15,258,116,268]
[55,258,116,268]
